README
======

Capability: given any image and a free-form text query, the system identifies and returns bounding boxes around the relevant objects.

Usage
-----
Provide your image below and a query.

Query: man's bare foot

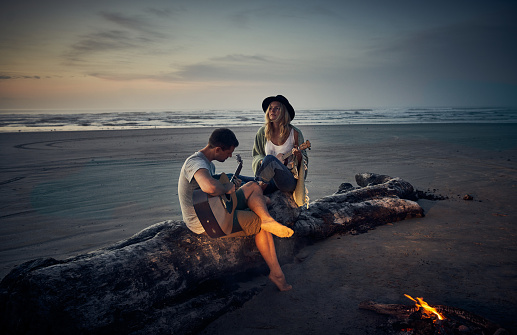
[269,273,292,291]
[261,219,294,238]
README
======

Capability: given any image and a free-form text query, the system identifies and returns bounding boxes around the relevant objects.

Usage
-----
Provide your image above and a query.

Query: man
[178,128,293,291]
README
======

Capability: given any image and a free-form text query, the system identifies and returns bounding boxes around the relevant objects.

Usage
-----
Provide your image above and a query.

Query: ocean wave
[1,107,516,132]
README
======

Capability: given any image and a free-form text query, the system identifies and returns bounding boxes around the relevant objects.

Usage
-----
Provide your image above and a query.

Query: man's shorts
[223,188,261,238]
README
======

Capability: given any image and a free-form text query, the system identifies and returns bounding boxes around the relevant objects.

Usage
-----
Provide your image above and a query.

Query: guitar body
[193,173,236,238]
[192,155,242,238]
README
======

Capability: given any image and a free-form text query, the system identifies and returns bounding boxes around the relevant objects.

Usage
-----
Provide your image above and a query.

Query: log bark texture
[0,173,424,335]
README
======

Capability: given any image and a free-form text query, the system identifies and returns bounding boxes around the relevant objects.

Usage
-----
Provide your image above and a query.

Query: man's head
[208,128,239,150]
[208,128,239,162]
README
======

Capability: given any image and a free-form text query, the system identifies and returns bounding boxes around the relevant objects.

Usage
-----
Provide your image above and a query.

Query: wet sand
[1,124,516,333]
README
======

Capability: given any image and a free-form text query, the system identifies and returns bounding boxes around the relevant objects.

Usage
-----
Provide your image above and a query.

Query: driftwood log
[0,173,424,335]
[359,300,508,335]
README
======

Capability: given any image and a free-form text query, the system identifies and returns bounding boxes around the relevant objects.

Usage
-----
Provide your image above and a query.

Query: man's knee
[242,181,262,197]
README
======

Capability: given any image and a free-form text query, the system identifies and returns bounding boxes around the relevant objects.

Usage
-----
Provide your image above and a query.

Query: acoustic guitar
[192,154,242,238]
[280,140,311,179]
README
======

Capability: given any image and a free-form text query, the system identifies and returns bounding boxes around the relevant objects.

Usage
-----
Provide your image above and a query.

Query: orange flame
[404,294,445,320]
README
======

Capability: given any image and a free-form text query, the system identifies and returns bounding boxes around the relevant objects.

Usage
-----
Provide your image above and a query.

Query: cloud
[70,30,137,53]
[305,4,344,20]
[100,11,166,38]
[210,54,269,63]
[176,54,297,82]
[87,71,176,82]
[144,6,181,18]
[86,53,282,83]
[224,4,300,29]
[0,74,41,80]
[62,10,172,66]
[363,10,517,84]
[224,3,334,29]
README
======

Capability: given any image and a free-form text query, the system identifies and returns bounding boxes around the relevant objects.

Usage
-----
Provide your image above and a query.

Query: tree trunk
[0,173,424,335]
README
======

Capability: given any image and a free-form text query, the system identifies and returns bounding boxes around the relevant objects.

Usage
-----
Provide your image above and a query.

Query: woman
[252,95,309,207]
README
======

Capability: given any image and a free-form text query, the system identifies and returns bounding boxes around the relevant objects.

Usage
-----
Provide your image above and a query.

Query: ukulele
[280,140,311,179]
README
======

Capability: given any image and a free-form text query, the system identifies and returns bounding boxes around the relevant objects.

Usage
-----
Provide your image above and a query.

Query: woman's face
[268,101,282,122]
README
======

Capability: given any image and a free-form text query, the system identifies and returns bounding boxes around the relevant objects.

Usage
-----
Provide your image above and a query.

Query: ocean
[1,107,516,132]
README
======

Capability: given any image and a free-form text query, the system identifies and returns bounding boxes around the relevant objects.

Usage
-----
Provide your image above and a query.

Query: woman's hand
[292,148,302,162]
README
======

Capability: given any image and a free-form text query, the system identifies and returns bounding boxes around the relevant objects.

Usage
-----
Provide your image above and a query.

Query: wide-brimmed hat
[262,95,295,120]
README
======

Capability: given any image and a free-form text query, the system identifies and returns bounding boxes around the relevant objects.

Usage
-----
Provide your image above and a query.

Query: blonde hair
[264,102,292,143]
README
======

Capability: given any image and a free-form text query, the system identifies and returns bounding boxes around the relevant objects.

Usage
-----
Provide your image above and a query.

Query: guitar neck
[281,145,300,161]
[230,163,242,182]
[281,151,292,161]
[234,164,242,177]
[280,140,310,161]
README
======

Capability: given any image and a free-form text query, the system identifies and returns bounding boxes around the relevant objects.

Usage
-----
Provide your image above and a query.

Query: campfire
[404,294,444,321]
[359,295,508,335]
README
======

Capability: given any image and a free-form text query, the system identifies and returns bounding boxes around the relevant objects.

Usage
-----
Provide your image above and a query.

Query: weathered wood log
[359,300,417,319]
[0,173,424,335]
[359,300,508,335]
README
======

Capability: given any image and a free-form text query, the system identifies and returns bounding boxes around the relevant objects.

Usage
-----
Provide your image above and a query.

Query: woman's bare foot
[261,219,294,238]
[269,273,292,291]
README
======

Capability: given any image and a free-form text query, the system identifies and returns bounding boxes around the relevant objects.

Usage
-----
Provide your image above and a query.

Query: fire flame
[404,294,445,320]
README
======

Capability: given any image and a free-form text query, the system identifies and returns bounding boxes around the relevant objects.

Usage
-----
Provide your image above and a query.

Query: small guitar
[280,140,311,179]
[192,154,243,238]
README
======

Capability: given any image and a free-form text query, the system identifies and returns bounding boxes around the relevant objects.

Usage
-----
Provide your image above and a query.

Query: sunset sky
[1,0,516,110]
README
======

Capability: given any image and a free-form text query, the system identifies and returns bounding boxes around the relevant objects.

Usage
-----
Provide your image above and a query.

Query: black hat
[262,95,295,120]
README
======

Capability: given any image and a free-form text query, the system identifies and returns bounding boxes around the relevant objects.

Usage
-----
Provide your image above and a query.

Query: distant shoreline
[2,121,517,134]
[1,106,516,133]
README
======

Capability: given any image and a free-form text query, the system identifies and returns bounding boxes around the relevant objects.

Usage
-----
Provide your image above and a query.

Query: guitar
[192,154,243,238]
[230,153,242,184]
[280,140,311,179]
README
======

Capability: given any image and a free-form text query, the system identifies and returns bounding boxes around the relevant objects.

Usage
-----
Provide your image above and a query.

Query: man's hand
[194,169,235,196]
[232,177,242,189]
[225,182,236,194]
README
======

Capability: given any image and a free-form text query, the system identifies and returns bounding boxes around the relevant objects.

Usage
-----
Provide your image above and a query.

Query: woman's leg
[256,155,296,193]
[255,229,292,291]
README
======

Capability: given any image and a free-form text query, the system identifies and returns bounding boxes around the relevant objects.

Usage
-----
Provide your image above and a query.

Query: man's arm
[194,168,235,196]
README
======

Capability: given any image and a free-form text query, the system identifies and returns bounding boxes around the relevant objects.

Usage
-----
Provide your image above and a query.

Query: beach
[1,124,516,333]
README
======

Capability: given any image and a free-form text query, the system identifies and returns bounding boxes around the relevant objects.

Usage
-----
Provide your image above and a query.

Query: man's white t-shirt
[178,151,215,234]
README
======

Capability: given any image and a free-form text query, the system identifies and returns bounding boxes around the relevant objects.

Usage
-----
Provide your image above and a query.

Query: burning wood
[404,294,445,321]
[359,296,509,335]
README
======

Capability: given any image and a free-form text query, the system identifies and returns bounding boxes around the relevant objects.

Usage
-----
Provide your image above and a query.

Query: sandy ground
[1,124,516,333]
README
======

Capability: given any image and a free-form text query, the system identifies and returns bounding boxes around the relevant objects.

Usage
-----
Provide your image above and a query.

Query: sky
[1,0,516,111]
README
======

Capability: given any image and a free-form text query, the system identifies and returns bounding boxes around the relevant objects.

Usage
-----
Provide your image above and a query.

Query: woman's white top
[265,128,295,156]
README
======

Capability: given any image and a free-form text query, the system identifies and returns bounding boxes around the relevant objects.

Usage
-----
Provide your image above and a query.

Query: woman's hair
[264,102,292,142]
[208,128,239,150]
